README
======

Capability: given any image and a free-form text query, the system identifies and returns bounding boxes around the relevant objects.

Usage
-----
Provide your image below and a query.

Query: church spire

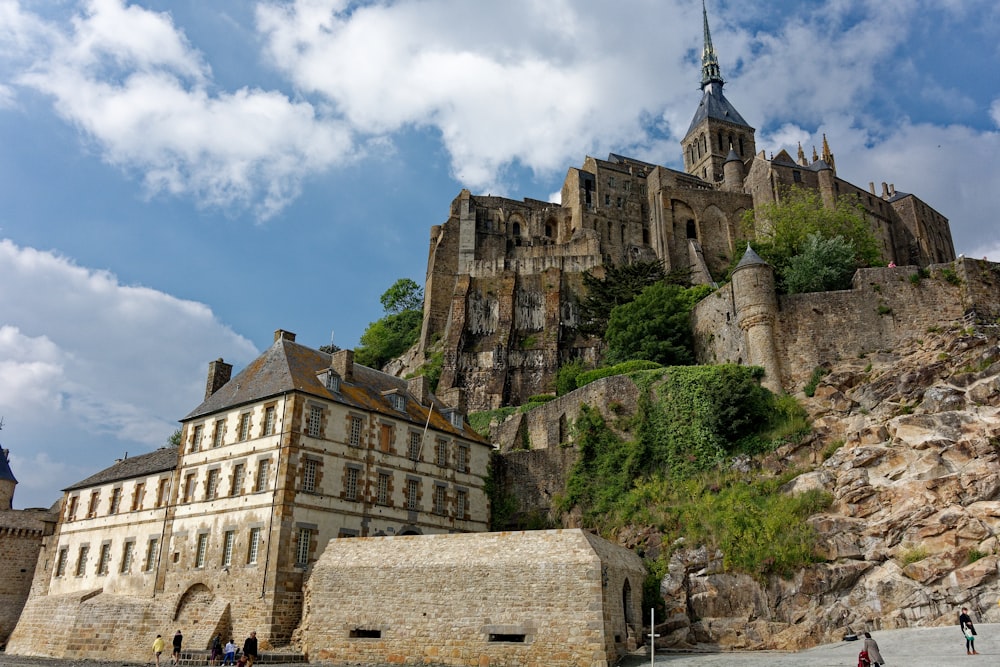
[700,0,724,89]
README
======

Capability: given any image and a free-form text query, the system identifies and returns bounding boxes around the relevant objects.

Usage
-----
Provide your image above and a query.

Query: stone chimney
[331,349,354,382]
[205,358,233,400]
[274,329,296,343]
[407,375,430,405]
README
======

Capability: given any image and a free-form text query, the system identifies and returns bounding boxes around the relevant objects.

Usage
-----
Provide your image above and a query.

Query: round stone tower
[0,447,17,510]
[731,245,783,392]
[723,148,745,192]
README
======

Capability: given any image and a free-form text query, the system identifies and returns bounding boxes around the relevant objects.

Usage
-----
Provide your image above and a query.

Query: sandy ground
[2,623,995,667]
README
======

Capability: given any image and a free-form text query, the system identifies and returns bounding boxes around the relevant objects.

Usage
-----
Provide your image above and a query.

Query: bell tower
[681,1,756,183]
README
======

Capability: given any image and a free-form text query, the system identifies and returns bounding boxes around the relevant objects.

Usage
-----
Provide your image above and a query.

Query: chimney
[881,182,889,198]
[274,329,296,343]
[331,349,354,382]
[889,183,896,197]
[407,375,430,405]
[438,387,467,413]
[869,182,876,195]
[205,358,233,400]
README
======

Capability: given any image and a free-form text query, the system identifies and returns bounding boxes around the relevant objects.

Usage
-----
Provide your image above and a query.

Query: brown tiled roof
[183,338,488,444]
[63,447,178,492]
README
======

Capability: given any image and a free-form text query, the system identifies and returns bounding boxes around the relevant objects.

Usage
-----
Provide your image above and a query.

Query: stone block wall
[0,508,56,647]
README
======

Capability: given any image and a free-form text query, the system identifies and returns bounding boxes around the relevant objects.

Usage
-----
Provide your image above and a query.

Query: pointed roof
[725,148,742,163]
[734,243,768,270]
[0,448,17,484]
[684,2,751,137]
[183,337,485,442]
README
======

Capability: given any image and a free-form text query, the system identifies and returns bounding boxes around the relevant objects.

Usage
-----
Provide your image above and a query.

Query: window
[436,440,448,467]
[131,482,145,511]
[388,393,405,411]
[206,469,220,499]
[222,530,235,567]
[76,545,89,576]
[376,473,390,505]
[121,541,134,574]
[301,459,317,493]
[231,463,244,496]
[604,193,610,206]
[212,419,225,448]
[66,496,78,521]
[144,538,159,572]
[456,445,469,473]
[326,371,341,392]
[349,416,362,447]
[379,423,392,453]
[56,547,68,577]
[195,533,209,568]
[254,460,270,493]
[87,491,100,518]
[191,424,203,453]
[155,479,169,507]
[793,169,802,183]
[408,432,421,461]
[109,487,122,514]
[433,485,447,515]
[238,413,251,441]
[295,527,311,566]
[344,467,359,501]
[183,473,196,503]
[406,479,419,511]
[456,489,467,519]
[97,543,111,575]
[248,527,261,564]
[307,405,323,437]
[264,406,276,436]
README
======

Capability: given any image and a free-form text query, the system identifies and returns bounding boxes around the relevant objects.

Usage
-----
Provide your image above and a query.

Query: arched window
[545,223,553,237]
[739,136,745,156]
[728,134,734,152]
[620,224,626,244]
[717,132,723,151]
[512,222,521,236]
[623,579,634,626]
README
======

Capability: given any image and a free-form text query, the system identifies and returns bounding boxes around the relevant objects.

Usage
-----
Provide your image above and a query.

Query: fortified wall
[0,506,57,648]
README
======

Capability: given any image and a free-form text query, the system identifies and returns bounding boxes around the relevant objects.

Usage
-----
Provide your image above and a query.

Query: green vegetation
[940,267,962,285]
[574,360,662,389]
[604,283,714,365]
[822,439,845,461]
[744,187,881,294]
[407,350,443,392]
[578,259,671,336]
[878,304,893,316]
[968,548,987,564]
[899,545,929,565]
[803,366,830,397]
[168,429,182,447]
[355,278,424,368]
[556,359,588,396]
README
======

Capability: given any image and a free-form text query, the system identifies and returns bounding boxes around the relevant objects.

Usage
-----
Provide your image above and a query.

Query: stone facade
[296,530,646,667]
[8,330,492,660]
[410,6,954,410]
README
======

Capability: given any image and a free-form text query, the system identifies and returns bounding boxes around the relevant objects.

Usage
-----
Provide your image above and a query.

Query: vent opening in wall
[350,628,382,639]
[489,633,526,643]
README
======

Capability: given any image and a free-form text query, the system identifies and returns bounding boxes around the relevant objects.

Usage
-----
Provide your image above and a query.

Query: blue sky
[2,0,999,508]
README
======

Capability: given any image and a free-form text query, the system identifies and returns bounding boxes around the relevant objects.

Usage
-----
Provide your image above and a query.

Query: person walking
[171,629,183,665]
[153,634,165,667]
[959,607,979,655]
[242,631,258,667]
[863,632,885,667]
[222,639,237,666]
[210,633,223,665]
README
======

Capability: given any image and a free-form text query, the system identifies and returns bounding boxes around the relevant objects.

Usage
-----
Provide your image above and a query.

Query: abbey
[417,4,955,410]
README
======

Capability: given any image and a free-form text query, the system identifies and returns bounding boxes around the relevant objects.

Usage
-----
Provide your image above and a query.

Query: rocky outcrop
[655,326,1000,651]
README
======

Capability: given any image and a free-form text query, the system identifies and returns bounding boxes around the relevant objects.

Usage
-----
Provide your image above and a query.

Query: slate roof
[63,446,178,492]
[735,244,768,270]
[0,447,17,483]
[685,82,752,137]
[183,337,487,444]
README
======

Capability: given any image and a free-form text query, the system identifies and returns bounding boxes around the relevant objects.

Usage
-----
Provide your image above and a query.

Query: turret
[723,149,744,192]
[731,245,783,392]
[0,447,17,510]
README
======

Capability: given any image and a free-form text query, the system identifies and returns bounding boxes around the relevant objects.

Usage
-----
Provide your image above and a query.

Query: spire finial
[700,0,724,89]
[821,134,835,170]
[797,142,806,163]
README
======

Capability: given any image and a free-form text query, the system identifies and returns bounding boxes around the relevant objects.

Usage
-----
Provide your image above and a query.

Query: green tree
[604,283,712,365]
[380,278,423,314]
[782,233,858,293]
[578,259,667,336]
[168,429,182,447]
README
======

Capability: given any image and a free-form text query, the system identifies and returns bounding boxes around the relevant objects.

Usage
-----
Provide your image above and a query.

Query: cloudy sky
[2,0,999,508]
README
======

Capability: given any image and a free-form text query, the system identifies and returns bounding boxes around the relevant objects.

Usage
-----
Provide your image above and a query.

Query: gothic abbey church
[413,4,955,409]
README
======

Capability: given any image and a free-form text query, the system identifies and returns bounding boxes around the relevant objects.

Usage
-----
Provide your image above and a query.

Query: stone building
[297,529,646,667]
[8,329,491,660]
[414,3,955,410]
[0,448,57,648]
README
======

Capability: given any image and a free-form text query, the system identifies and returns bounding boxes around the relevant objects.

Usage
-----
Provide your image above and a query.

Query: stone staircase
[176,649,307,665]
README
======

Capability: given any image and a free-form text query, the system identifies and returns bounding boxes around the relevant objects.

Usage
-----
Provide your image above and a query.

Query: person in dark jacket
[171,630,183,665]
[959,607,979,655]
[242,631,258,667]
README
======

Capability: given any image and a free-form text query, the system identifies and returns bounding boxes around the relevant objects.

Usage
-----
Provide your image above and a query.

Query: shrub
[803,366,829,397]
[899,545,929,565]
[556,359,588,396]
[575,360,662,389]
[968,548,987,564]
[822,439,845,461]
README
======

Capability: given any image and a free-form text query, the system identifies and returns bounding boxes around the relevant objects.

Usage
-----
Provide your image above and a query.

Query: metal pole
[650,607,655,667]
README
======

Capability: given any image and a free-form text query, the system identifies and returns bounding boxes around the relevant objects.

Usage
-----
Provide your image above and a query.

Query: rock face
[655,327,1000,651]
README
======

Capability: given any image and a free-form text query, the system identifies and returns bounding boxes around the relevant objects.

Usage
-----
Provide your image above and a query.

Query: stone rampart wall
[0,508,55,646]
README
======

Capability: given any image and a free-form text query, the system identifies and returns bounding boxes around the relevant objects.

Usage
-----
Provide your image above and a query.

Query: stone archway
[174,583,214,625]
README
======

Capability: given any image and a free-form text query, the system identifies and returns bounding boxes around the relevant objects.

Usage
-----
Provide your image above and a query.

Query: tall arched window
[623,579,633,626]
[512,222,521,236]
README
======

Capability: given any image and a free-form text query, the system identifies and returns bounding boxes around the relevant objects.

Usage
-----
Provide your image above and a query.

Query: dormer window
[383,390,405,412]
[321,370,341,392]
[443,409,464,429]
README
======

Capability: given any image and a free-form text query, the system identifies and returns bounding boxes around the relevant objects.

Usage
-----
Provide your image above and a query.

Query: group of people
[152,629,258,667]
[858,606,983,667]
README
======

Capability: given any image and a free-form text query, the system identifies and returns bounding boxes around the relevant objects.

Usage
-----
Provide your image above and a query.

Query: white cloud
[991,99,1000,128]
[0,239,258,508]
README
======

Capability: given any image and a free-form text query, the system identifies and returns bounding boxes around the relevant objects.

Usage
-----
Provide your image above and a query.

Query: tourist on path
[959,607,979,655]
[210,633,223,665]
[863,632,884,667]
[223,638,237,666]
[242,631,258,667]
[172,629,183,665]
[153,634,165,667]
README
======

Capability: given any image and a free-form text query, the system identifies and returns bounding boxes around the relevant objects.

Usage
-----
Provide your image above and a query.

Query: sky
[1,0,999,509]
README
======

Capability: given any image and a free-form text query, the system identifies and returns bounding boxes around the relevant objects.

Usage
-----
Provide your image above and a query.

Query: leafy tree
[604,283,713,365]
[319,343,341,354]
[744,187,881,292]
[354,309,422,369]
[556,359,588,396]
[578,259,667,336]
[782,233,858,293]
[380,278,423,314]
[168,429,182,447]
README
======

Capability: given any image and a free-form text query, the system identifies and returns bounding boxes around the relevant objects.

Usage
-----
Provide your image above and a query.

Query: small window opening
[686,219,697,239]
[350,629,382,639]
[489,634,526,643]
